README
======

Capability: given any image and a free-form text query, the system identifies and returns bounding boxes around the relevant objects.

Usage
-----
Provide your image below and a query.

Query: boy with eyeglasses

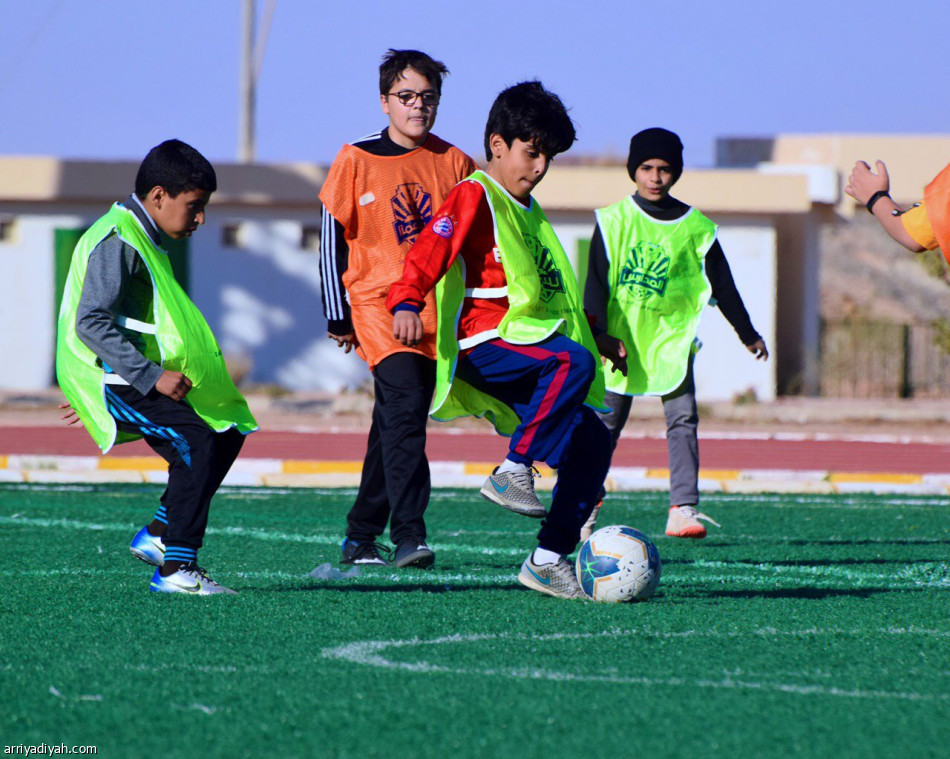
[388,81,628,599]
[319,49,476,569]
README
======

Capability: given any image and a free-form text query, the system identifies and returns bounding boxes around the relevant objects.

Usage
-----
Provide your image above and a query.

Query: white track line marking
[321,630,948,701]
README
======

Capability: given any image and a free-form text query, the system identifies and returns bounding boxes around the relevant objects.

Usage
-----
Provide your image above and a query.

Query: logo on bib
[524,234,565,303]
[391,183,433,245]
[432,216,454,239]
[620,242,670,299]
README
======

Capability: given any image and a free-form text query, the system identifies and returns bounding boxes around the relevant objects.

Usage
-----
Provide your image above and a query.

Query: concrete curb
[2,454,949,495]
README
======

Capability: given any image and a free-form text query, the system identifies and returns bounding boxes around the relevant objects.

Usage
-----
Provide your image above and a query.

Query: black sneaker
[393,538,435,569]
[340,538,391,565]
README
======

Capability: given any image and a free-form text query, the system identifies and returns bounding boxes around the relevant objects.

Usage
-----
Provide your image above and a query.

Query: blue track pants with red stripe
[457,334,611,554]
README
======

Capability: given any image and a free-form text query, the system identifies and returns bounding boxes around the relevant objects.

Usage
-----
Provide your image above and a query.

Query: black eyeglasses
[387,89,440,107]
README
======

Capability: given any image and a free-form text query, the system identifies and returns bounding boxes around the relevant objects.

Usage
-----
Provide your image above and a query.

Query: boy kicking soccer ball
[57,139,258,595]
[388,81,626,599]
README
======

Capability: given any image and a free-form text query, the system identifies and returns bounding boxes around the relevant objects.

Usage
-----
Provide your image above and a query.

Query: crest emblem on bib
[391,183,433,245]
[620,242,670,299]
[524,234,565,303]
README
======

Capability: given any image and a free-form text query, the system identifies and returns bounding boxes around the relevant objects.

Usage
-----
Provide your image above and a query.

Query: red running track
[2,426,950,474]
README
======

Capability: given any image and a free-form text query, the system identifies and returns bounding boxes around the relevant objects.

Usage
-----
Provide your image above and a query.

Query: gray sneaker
[393,538,435,569]
[517,552,585,600]
[480,466,546,518]
[579,500,602,543]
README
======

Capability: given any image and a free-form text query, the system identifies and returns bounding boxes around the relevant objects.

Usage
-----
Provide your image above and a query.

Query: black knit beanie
[626,127,684,183]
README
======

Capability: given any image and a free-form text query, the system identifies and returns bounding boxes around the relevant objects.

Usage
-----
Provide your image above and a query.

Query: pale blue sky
[1,0,947,168]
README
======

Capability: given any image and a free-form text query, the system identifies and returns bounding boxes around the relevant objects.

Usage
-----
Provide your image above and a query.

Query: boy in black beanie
[583,127,768,539]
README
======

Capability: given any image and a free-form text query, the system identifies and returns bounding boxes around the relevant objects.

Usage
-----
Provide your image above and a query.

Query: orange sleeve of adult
[901,203,939,251]
[923,162,950,260]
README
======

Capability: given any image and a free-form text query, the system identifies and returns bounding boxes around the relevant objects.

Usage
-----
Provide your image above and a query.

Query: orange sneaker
[665,505,720,539]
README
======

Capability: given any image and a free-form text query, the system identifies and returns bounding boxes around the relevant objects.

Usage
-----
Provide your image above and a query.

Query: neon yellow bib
[431,171,605,435]
[56,203,258,452]
[596,197,716,396]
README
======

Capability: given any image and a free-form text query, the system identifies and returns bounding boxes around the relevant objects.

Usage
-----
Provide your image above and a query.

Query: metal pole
[239,0,256,163]
[900,324,913,398]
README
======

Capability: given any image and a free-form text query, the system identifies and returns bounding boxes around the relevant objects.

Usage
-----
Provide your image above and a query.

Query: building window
[221,223,242,248]
[301,225,321,251]
[0,218,15,243]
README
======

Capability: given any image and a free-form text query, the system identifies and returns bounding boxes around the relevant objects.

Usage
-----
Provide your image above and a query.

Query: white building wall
[190,211,370,392]
[0,208,86,390]
[694,223,777,402]
[0,204,779,399]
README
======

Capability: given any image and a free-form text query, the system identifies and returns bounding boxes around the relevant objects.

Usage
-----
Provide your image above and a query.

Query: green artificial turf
[0,483,947,759]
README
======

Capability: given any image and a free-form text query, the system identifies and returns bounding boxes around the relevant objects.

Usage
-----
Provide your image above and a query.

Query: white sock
[497,459,528,475]
[532,548,561,565]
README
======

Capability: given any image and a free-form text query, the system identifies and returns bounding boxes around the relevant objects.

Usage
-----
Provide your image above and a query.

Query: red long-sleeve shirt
[387,179,510,343]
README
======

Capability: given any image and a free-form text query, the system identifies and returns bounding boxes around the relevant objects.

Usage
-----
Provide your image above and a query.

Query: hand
[845,160,889,205]
[393,310,425,346]
[595,333,628,376]
[746,339,769,361]
[155,370,192,401]
[327,331,356,354]
[58,401,84,428]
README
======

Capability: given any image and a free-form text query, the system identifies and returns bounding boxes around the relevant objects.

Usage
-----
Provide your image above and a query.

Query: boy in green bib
[57,140,258,595]
[583,128,768,540]
[388,82,627,600]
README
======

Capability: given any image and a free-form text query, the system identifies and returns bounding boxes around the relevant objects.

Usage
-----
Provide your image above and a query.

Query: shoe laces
[363,541,394,560]
[181,563,216,584]
[507,465,540,490]
[675,505,721,528]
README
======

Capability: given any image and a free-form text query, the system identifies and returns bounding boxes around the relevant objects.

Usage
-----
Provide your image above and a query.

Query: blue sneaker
[130,526,165,566]
[149,563,236,595]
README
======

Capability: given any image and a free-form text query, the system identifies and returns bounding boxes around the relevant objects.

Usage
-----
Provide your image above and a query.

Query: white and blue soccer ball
[576,525,661,603]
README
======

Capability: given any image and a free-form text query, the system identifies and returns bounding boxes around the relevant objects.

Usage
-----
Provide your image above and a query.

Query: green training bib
[431,171,605,435]
[56,203,258,452]
[596,196,716,396]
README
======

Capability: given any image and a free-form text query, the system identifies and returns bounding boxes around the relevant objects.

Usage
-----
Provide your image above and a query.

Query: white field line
[5,513,947,551]
[4,564,948,591]
[3,482,947,510]
[697,493,950,509]
[3,514,948,588]
[321,630,949,701]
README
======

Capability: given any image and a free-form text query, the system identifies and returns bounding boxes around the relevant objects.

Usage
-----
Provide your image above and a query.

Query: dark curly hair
[134,139,216,199]
[379,49,449,94]
[483,81,576,161]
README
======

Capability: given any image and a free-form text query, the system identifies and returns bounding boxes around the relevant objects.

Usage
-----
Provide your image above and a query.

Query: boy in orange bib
[318,49,476,568]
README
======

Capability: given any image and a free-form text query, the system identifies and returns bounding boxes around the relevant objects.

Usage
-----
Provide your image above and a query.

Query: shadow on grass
[266,582,526,594]
[684,586,920,600]
[771,539,950,547]
[667,557,943,568]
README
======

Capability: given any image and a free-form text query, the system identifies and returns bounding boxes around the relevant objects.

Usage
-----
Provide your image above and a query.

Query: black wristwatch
[866,190,890,215]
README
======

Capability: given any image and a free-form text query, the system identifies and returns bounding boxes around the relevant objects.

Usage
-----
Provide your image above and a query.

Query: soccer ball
[576,525,661,602]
